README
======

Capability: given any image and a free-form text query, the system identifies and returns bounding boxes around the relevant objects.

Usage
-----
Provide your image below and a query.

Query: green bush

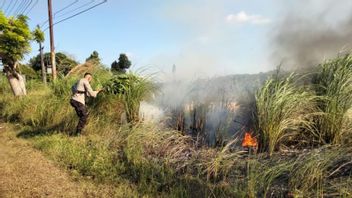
[104,72,156,123]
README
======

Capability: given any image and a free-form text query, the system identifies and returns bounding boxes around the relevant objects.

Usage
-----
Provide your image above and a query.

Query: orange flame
[242,132,258,148]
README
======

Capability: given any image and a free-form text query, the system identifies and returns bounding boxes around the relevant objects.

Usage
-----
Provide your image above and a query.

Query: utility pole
[47,0,57,80]
[39,43,46,84]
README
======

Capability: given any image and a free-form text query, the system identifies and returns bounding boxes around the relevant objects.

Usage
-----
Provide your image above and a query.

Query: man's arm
[84,80,99,98]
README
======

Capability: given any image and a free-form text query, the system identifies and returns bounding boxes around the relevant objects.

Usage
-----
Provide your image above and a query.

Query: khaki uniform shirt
[71,78,98,105]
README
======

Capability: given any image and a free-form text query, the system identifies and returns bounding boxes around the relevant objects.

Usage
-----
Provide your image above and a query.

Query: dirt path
[0,123,125,198]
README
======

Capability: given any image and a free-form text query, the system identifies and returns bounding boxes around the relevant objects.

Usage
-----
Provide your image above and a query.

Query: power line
[40,0,80,28]
[13,0,31,16]
[41,0,96,28]
[0,0,7,10]
[54,0,80,17]
[16,0,32,15]
[7,0,19,16]
[5,0,14,15]
[56,0,95,19]
[43,0,107,31]
[13,0,25,15]
[14,0,29,15]
[24,0,38,15]
[20,0,33,15]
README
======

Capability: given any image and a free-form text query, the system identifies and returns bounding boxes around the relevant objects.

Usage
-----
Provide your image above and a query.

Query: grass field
[0,56,352,197]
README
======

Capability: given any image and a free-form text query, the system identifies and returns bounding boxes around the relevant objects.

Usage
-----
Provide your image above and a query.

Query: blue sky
[3,0,351,78]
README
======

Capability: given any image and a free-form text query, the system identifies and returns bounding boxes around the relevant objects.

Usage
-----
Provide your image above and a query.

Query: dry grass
[206,138,245,181]
[66,62,98,77]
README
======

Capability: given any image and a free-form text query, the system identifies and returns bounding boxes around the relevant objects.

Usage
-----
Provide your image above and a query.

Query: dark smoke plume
[272,6,352,69]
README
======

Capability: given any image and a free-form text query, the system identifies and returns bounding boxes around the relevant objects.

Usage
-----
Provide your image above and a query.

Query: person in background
[70,72,102,136]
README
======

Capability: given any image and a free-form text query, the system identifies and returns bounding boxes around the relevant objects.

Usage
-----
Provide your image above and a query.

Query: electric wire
[7,0,19,16]
[16,0,31,15]
[0,0,7,10]
[43,0,107,31]
[40,0,80,27]
[4,0,14,15]
[14,0,29,15]
[55,0,95,19]
[19,0,33,15]
[41,0,95,28]
[24,0,38,15]
[54,0,80,17]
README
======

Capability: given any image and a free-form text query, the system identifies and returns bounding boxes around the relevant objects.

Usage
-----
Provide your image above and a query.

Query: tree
[29,52,78,76]
[32,25,44,43]
[32,25,46,84]
[111,53,131,74]
[0,12,32,96]
[85,50,101,64]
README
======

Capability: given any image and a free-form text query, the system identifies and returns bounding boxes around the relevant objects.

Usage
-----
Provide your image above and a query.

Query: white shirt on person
[71,78,98,105]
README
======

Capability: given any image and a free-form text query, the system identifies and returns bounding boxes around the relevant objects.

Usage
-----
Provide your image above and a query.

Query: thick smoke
[147,72,268,146]
[272,1,352,69]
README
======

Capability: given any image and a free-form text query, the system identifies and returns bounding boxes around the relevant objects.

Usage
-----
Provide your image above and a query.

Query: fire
[242,132,258,148]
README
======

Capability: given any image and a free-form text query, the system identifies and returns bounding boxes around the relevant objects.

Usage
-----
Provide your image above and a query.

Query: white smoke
[139,101,164,123]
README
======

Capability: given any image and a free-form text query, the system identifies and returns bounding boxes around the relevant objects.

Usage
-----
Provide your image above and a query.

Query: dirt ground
[0,123,129,198]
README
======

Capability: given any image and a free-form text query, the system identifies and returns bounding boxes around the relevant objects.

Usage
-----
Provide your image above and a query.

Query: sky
[1,0,352,78]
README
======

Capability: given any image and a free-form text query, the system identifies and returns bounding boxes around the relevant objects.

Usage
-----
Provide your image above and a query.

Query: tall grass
[313,54,352,144]
[255,73,318,155]
[290,146,352,197]
[104,72,156,123]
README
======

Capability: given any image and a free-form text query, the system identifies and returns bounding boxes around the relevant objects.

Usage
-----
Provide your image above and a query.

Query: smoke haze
[272,0,352,69]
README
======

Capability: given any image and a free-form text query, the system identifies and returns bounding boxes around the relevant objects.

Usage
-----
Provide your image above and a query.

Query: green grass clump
[32,133,125,182]
[1,87,76,130]
[313,54,352,144]
[255,73,318,155]
[104,72,156,123]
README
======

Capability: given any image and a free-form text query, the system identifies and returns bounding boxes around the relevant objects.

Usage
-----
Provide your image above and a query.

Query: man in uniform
[70,72,102,136]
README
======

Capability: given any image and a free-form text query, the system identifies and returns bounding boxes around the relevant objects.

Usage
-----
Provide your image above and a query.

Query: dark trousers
[70,99,88,134]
